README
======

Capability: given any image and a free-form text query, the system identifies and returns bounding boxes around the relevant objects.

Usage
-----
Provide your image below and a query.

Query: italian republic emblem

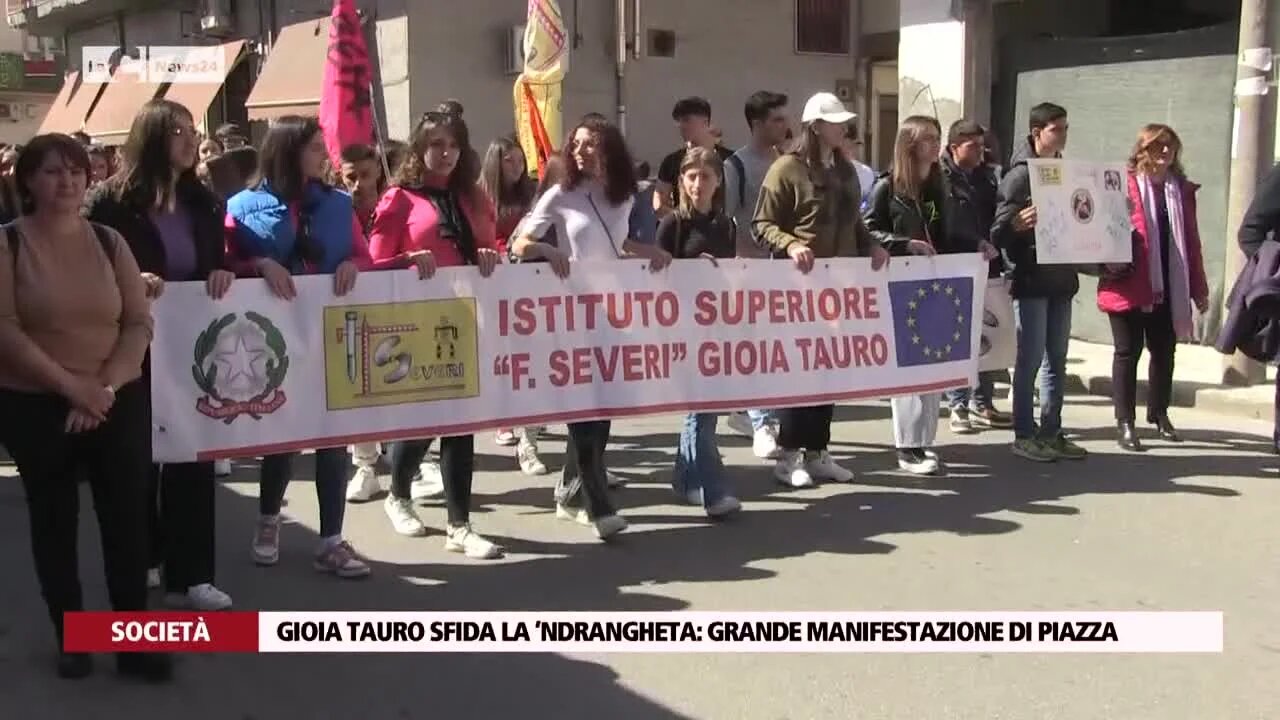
[192,312,290,423]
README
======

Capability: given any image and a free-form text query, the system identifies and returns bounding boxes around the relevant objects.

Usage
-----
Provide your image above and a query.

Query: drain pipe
[615,0,627,135]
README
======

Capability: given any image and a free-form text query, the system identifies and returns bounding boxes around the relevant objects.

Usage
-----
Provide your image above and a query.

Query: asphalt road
[1,394,1276,719]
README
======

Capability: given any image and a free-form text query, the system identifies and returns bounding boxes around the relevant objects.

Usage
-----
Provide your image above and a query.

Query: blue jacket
[227,180,356,274]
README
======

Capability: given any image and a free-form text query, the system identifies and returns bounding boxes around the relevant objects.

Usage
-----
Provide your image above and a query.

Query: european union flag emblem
[888,277,974,367]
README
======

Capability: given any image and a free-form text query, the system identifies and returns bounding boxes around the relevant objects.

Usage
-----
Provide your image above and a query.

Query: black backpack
[726,153,748,211]
[6,220,116,269]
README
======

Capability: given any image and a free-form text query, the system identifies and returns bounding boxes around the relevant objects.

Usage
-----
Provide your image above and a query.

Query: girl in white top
[512,116,671,540]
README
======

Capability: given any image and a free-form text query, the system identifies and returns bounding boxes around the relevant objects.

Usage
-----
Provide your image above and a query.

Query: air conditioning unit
[505,24,526,76]
[198,0,235,37]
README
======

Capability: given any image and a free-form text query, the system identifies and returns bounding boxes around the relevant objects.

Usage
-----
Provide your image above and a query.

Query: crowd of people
[1,84,1270,684]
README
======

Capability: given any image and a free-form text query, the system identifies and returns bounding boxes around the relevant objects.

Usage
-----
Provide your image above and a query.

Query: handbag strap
[584,191,623,259]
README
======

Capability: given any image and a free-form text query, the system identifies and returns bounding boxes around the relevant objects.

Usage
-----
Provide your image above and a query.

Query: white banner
[979,278,1016,373]
[149,255,985,462]
[1029,159,1133,264]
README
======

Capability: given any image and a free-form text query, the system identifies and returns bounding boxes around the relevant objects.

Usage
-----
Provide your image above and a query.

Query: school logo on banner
[887,278,974,367]
[192,312,290,423]
[323,299,481,411]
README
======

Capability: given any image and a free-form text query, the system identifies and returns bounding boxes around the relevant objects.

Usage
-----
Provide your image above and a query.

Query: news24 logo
[82,45,226,84]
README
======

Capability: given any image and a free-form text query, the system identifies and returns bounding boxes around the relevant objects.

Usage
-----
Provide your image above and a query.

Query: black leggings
[388,436,474,526]
[778,405,834,451]
[1108,304,1175,423]
[0,382,151,642]
[147,461,216,592]
[554,421,616,519]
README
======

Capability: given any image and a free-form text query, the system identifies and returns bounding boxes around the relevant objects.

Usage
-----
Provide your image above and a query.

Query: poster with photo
[1028,159,1133,264]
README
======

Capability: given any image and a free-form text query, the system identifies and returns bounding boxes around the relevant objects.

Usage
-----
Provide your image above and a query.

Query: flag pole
[369,79,392,180]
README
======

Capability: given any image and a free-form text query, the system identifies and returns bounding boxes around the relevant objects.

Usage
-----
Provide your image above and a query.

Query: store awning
[161,40,248,130]
[245,17,331,121]
[82,70,163,146]
[37,70,104,135]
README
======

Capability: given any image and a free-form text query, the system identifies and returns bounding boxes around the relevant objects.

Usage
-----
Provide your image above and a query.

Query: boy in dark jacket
[941,119,1012,432]
[991,102,1087,463]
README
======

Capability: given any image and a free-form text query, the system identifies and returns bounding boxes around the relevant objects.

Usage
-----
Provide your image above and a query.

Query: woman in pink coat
[1097,124,1208,451]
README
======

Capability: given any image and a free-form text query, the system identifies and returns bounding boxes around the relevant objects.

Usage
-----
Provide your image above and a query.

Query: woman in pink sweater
[367,110,502,558]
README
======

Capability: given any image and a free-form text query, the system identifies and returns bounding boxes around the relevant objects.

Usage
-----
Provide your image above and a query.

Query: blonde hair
[1129,123,1184,178]
[891,115,942,200]
[676,146,724,217]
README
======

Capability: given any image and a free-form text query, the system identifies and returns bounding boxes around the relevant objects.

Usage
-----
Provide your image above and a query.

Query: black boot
[1151,415,1181,442]
[56,652,92,679]
[1117,421,1144,452]
[116,652,173,683]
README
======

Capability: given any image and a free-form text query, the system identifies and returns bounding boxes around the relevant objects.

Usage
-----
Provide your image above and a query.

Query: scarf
[406,184,479,266]
[1137,174,1194,340]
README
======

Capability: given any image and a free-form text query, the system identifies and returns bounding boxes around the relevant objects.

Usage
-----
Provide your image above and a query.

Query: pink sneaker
[313,540,371,579]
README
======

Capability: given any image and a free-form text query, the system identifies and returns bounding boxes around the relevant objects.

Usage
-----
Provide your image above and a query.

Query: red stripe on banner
[63,612,260,653]
[193,378,966,461]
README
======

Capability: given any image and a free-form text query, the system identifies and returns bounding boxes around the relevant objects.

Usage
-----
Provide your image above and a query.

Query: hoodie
[991,136,1079,299]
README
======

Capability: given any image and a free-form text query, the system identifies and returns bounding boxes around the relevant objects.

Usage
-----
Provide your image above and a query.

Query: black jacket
[991,135,1079,299]
[84,178,226,281]
[863,170,956,256]
[1239,162,1280,258]
[941,151,1003,278]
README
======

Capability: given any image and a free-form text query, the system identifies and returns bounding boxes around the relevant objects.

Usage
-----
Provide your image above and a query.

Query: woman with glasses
[86,99,236,609]
[367,111,504,558]
[225,115,372,579]
[1098,124,1208,451]
[511,115,672,540]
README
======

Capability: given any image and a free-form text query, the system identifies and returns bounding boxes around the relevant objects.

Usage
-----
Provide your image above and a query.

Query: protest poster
[1028,159,1133,264]
[979,278,1016,373]
[148,255,985,462]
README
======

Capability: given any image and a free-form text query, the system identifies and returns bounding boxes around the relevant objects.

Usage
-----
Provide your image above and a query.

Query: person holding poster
[1098,125,1208,451]
[754,92,890,488]
[992,102,1087,463]
[85,99,235,612]
[225,116,372,579]
[512,115,672,539]
[366,111,504,559]
[657,147,742,517]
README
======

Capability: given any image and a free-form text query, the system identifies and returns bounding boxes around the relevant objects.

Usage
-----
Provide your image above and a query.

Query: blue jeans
[260,448,348,538]
[747,409,776,431]
[673,413,729,506]
[1013,297,1073,440]
[945,371,998,410]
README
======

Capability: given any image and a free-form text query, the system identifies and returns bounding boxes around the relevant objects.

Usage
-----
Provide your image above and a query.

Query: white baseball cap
[801,92,856,124]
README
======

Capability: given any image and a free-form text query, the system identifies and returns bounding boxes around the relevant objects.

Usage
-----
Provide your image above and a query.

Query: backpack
[726,153,748,210]
[6,220,116,270]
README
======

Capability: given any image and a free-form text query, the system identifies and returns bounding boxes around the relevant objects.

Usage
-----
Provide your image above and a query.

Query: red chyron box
[63,612,260,653]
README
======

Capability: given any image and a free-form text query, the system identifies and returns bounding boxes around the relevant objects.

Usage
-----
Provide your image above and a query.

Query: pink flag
[319,0,373,166]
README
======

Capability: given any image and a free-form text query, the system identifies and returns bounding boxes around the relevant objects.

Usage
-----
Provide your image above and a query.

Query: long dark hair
[258,115,325,202]
[110,99,204,210]
[396,111,481,200]
[14,133,91,214]
[479,136,533,216]
[562,116,636,206]
[790,120,853,175]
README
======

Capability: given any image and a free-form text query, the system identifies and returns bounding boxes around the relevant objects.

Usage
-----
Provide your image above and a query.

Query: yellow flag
[514,0,567,175]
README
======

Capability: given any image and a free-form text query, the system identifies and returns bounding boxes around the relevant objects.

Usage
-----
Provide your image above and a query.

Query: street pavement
[0,393,1277,719]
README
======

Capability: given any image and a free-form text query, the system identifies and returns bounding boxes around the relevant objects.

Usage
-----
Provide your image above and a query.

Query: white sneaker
[897,449,941,476]
[384,496,428,536]
[517,438,548,475]
[705,495,742,518]
[165,583,233,610]
[555,504,591,526]
[805,450,854,482]
[345,465,382,503]
[494,429,519,446]
[411,461,445,500]
[444,524,503,559]
[251,515,280,566]
[214,459,232,477]
[752,426,781,460]
[593,515,628,539]
[606,471,626,488]
[773,450,814,488]
[146,567,161,589]
[726,412,754,437]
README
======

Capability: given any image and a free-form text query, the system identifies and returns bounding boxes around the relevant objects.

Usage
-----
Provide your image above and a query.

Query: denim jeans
[945,371,997,410]
[260,448,348,538]
[747,409,776,431]
[673,413,729,506]
[1013,296,1073,440]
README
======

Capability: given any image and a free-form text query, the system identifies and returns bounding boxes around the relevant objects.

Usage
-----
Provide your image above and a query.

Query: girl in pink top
[367,110,503,558]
